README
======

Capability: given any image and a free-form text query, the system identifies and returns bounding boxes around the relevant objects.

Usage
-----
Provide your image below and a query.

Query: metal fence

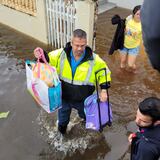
[0,0,37,16]
[45,0,76,48]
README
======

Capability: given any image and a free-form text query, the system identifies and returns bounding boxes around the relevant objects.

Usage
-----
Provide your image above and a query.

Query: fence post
[75,0,95,48]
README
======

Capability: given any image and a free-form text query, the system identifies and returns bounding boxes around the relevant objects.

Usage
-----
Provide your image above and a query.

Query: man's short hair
[73,29,87,39]
[139,97,160,121]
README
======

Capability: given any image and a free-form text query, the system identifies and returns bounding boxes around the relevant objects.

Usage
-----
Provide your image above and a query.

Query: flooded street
[0,24,49,160]
[0,7,160,160]
[96,7,160,120]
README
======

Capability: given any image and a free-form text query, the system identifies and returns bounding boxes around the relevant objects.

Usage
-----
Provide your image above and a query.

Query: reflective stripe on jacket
[48,43,111,102]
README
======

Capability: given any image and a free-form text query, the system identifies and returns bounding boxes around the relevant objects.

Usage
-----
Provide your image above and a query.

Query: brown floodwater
[0,7,160,160]
[96,7,160,120]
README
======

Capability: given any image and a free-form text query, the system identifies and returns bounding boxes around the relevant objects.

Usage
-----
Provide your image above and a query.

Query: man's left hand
[100,89,108,102]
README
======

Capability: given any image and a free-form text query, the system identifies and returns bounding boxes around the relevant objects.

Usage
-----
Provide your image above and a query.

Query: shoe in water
[58,125,67,134]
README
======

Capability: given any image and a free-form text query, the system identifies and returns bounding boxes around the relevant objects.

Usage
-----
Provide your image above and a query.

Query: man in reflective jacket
[34,29,111,134]
[128,97,160,160]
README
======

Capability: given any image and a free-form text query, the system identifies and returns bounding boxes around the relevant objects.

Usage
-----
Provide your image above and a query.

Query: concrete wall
[0,0,48,44]
[0,0,95,47]
[75,1,95,47]
[108,0,143,9]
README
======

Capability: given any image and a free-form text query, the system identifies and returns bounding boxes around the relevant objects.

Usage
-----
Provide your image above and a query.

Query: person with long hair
[119,5,142,73]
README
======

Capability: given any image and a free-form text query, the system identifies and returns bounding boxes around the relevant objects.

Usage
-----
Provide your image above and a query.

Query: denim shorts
[120,46,140,55]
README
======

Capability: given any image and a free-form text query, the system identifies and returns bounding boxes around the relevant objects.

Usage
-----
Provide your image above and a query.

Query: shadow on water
[0,7,160,160]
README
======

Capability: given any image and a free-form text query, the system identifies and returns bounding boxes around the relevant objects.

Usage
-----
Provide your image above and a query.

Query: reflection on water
[0,7,160,160]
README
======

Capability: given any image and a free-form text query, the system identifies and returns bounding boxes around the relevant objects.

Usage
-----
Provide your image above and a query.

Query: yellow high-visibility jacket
[47,42,111,102]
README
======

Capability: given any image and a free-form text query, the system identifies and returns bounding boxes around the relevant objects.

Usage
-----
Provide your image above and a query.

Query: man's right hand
[128,133,133,144]
[128,133,137,144]
[34,47,43,59]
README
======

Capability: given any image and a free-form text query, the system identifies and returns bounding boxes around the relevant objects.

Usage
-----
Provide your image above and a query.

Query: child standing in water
[119,5,142,73]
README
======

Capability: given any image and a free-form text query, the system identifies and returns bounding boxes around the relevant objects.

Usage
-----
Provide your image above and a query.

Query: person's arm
[135,144,156,160]
[141,0,160,72]
[96,54,111,101]
[128,133,135,144]
[99,83,110,102]
[33,47,63,69]
[99,77,111,102]
[33,47,49,63]
[94,54,111,102]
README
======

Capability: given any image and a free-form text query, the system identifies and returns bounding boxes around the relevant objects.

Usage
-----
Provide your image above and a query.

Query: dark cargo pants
[58,99,86,127]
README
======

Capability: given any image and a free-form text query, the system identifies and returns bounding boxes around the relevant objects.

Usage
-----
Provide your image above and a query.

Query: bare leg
[120,53,127,69]
[128,54,137,72]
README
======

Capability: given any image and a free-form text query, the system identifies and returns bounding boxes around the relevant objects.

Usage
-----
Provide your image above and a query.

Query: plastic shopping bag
[26,60,62,113]
[31,62,56,87]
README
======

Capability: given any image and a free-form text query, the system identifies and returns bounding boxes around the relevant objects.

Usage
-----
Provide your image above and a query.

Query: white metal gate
[45,0,76,48]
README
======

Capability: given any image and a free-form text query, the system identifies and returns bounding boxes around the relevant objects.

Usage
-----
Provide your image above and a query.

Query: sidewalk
[98,1,116,14]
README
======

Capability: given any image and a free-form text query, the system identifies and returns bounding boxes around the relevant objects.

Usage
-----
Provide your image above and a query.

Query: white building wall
[108,0,144,9]
[0,1,48,44]
[0,1,95,46]
[75,1,95,47]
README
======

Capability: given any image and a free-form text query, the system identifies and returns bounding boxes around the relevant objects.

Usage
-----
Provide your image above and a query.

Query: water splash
[37,109,109,160]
